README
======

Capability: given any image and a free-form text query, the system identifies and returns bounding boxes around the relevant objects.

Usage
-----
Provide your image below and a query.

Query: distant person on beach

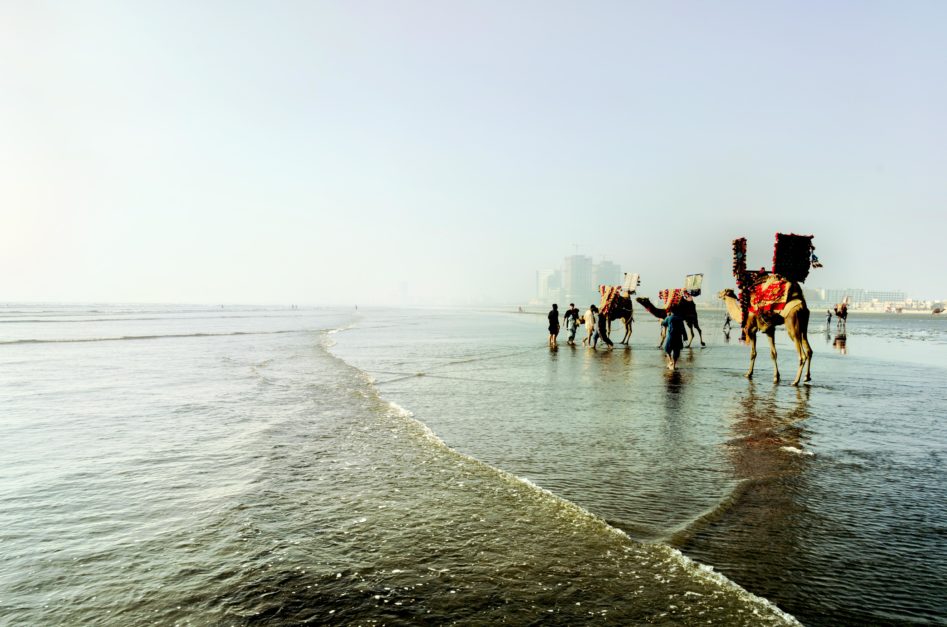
[662,312,688,370]
[547,304,560,348]
[723,313,732,333]
[826,309,832,326]
[595,306,613,349]
[563,303,580,346]
[582,305,597,346]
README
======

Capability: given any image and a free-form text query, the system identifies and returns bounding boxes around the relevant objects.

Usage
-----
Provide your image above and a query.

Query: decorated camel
[635,274,706,347]
[599,273,639,345]
[721,234,817,386]
[636,292,705,347]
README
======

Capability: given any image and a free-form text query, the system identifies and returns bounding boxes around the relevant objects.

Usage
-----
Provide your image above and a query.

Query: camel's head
[635,296,650,305]
[718,288,737,300]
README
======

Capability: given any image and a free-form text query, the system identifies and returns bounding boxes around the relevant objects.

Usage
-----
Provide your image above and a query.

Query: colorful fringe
[772,233,815,283]
[658,288,693,309]
[599,285,622,315]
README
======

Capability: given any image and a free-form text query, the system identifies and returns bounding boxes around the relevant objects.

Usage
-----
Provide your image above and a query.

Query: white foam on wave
[322,328,801,625]
[320,324,357,352]
[780,446,814,456]
[381,400,800,623]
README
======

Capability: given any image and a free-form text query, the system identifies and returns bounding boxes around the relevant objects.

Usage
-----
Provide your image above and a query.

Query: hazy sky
[3,1,945,305]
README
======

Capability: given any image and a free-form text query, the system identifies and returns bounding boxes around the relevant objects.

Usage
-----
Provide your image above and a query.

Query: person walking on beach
[582,305,597,346]
[662,311,688,370]
[595,305,613,349]
[826,309,832,327]
[563,303,581,346]
[547,304,560,348]
[723,313,732,333]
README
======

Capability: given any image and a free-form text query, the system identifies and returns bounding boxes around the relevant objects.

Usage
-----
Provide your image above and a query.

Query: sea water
[1,304,944,625]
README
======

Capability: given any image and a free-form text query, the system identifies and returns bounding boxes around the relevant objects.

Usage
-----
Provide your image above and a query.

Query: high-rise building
[706,256,728,297]
[536,269,562,302]
[592,260,622,289]
[562,255,594,303]
[535,254,623,306]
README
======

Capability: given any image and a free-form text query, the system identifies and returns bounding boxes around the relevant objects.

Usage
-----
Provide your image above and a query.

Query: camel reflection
[729,382,811,463]
[676,383,814,604]
[718,384,812,551]
[833,333,847,355]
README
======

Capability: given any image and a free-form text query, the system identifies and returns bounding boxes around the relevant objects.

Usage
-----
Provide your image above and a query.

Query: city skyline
[534,249,942,308]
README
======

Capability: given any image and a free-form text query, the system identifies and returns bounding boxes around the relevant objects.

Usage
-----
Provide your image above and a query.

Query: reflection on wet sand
[678,383,815,614]
[833,333,847,354]
[728,382,811,470]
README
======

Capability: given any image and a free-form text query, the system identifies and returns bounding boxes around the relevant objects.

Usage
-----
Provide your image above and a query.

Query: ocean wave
[0,314,319,324]
[0,330,309,345]
[322,330,801,625]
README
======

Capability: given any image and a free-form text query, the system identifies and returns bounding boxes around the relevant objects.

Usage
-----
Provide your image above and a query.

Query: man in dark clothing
[662,312,688,370]
[547,304,560,348]
[594,306,613,349]
[563,303,580,345]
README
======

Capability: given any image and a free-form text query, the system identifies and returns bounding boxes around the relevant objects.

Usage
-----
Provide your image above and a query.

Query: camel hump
[782,299,805,319]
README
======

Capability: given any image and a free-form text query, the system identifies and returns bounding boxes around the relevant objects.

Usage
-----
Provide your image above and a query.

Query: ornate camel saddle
[748,275,803,330]
[658,288,693,310]
[599,285,621,315]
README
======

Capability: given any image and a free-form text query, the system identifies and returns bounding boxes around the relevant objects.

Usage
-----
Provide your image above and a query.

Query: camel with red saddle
[722,234,818,386]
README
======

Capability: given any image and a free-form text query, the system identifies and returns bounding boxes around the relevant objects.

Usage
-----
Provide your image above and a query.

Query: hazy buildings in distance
[535,255,622,306]
[803,287,942,311]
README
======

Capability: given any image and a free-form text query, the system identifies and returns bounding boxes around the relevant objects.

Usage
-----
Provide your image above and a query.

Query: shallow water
[332,309,947,626]
[1,305,944,625]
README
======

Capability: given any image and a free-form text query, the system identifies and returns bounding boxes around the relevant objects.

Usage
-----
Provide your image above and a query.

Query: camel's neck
[638,298,667,320]
[723,295,743,324]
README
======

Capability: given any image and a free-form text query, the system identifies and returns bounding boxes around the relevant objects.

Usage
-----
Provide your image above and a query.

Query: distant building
[535,254,622,306]
[592,259,622,290]
[562,255,594,304]
[536,269,562,303]
[707,256,728,297]
[805,287,914,311]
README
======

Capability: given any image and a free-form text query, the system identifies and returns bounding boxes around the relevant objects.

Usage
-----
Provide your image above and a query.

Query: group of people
[547,303,614,350]
[547,303,688,371]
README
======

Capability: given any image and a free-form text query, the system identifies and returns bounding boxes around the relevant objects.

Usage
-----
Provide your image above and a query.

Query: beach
[1,305,944,625]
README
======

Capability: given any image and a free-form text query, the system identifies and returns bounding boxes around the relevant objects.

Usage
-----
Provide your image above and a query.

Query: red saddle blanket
[748,275,791,315]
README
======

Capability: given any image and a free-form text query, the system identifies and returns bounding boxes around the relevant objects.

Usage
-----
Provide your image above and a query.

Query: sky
[2,1,945,305]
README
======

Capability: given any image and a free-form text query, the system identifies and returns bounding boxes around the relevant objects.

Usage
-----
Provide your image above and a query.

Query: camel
[718,280,813,385]
[603,292,635,344]
[635,296,705,347]
[834,302,848,332]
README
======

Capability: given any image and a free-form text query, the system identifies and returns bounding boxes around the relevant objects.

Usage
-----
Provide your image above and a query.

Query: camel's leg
[803,333,813,382]
[693,320,706,347]
[746,327,757,379]
[789,336,808,386]
[621,318,632,344]
[786,322,806,386]
[767,330,780,383]
[685,323,694,348]
[796,309,813,383]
